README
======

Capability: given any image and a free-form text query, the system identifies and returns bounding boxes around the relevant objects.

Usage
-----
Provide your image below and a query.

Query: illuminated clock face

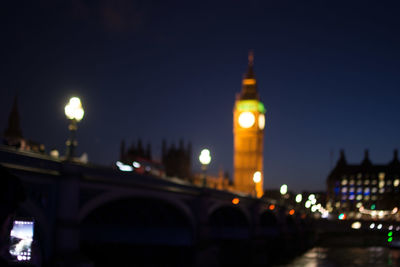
[238,111,255,128]
[258,114,265,130]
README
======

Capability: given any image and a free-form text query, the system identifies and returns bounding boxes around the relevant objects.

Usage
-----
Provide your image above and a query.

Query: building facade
[233,52,266,197]
[327,150,400,220]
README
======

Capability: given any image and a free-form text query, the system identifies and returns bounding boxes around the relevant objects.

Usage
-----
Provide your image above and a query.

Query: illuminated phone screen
[9,220,34,262]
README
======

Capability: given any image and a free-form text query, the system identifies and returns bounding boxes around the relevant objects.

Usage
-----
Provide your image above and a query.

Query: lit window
[364,188,370,193]
[365,195,370,200]
[364,180,370,185]
[342,195,347,200]
[349,195,355,200]
[372,196,377,201]
[379,181,385,188]
[350,180,355,185]
[357,188,362,194]
[394,179,400,187]
[357,180,362,186]
[379,172,385,180]
[335,202,340,208]
[349,187,355,193]
[356,195,362,200]
[356,202,362,208]
[342,179,348,185]
[341,187,348,193]
[372,187,378,193]
[379,188,385,194]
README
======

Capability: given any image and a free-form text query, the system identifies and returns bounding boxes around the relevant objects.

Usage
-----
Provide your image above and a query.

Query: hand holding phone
[9,220,34,262]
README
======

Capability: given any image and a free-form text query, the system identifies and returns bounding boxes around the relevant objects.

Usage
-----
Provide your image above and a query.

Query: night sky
[2,0,400,192]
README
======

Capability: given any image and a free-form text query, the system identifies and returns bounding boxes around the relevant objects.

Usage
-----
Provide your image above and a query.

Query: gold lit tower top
[233,51,266,197]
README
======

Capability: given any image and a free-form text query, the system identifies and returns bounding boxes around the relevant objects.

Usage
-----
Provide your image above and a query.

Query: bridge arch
[78,190,196,229]
[207,202,251,225]
[79,192,196,266]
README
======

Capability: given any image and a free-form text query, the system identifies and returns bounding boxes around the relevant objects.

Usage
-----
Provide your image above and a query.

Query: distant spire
[390,149,399,165]
[241,50,259,100]
[4,95,23,140]
[245,50,255,79]
[336,149,347,166]
[361,149,372,166]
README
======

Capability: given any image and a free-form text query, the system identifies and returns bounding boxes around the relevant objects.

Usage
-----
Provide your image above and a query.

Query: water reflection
[278,247,400,267]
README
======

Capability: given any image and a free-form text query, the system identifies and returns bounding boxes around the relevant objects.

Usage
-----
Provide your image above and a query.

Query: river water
[277,247,400,267]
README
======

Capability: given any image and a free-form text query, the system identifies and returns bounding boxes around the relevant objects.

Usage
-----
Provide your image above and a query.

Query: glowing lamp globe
[65,97,84,121]
[199,149,211,165]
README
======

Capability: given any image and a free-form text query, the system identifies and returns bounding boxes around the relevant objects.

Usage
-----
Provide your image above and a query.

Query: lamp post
[280,184,288,206]
[64,97,84,160]
[199,149,211,187]
[253,171,262,198]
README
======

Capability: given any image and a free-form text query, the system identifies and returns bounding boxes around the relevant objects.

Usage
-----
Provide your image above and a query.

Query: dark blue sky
[2,0,400,192]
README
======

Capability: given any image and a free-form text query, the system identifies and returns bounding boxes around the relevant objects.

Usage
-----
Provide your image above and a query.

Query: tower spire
[245,50,255,79]
[4,95,23,140]
[241,50,258,99]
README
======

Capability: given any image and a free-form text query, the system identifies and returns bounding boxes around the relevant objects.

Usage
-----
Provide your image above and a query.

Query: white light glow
[253,171,262,183]
[199,149,211,165]
[295,194,302,203]
[311,205,318,212]
[65,97,84,121]
[308,194,316,201]
[132,161,141,168]
[377,224,383,230]
[351,221,362,229]
[280,184,288,195]
[305,200,311,208]
[238,111,255,128]
[116,161,133,172]
[370,223,375,229]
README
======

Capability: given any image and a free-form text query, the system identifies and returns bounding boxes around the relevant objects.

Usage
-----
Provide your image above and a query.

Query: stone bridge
[0,146,314,266]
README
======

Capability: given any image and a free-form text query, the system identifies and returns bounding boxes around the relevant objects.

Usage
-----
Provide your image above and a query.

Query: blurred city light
[295,194,302,203]
[253,171,262,183]
[116,161,133,172]
[132,161,141,168]
[351,221,362,229]
[269,204,275,210]
[305,200,311,208]
[280,184,288,195]
[311,205,318,213]
[338,213,346,220]
[65,97,84,121]
[370,223,375,229]
[232,198,240,205]
[199,149,211,165]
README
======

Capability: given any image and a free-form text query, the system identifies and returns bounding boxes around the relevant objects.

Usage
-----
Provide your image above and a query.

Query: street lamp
[64,97,84,160]
[253,171,262,198]
[199,149,211,187]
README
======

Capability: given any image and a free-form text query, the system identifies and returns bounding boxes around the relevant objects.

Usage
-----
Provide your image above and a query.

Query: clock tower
[233,51,266,197]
